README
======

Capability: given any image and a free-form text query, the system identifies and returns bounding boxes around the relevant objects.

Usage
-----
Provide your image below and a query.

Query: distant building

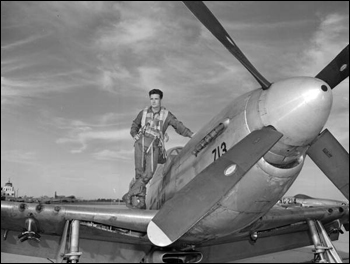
[2,179,15,197]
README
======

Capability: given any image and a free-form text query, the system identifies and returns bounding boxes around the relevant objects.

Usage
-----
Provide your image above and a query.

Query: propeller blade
[307,129,349,200]
[316,44,349,89]
[183,1,271,90]
[147,126,283,247]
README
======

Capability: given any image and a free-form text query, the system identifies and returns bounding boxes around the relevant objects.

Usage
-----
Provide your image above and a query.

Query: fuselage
[147,76,333,243]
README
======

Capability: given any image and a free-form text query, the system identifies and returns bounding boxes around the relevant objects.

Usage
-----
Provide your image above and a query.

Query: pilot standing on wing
[122,89,193,209]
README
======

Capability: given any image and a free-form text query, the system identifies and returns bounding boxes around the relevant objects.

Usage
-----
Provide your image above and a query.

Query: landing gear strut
[57,220,82,263]
[18,217,41,242]
[307,219,343,263]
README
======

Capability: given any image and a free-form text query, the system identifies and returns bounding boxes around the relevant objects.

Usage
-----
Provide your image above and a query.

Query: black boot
[133,195,146,210]
[122,192,133,208]
[123,179,146,208]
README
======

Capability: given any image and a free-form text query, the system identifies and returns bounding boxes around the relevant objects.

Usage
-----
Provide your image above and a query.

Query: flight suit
[123,136,159,209]
[123,107,193,209]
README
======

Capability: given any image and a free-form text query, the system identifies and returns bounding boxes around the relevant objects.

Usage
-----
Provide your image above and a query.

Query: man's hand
[134,134,141,141]
[164,133,169,142]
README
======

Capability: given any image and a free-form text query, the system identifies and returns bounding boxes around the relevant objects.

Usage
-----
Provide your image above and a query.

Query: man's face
[150,94,161,109]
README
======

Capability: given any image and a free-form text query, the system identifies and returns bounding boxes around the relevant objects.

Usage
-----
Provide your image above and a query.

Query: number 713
[212,142,227,161]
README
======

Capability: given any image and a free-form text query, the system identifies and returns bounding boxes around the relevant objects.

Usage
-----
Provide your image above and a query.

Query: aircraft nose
[259,77,333,146]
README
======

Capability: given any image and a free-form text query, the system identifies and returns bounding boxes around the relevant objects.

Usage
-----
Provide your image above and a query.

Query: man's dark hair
[149,89,163,99]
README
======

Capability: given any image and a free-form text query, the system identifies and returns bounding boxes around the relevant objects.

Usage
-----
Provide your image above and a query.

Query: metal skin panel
[148,127,283,247]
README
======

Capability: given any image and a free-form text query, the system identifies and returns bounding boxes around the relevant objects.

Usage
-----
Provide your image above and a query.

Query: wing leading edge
[1,201,157,237]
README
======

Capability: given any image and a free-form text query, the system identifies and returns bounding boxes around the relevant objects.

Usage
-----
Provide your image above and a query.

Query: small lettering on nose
[323,148,333,158]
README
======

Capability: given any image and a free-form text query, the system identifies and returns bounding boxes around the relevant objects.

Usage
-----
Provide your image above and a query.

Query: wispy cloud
[1,76,39,106]
[47,113,130,130]
[1,2,116,107]
[97,17,160,48]
[300,13,349,76]
[1,73,97,107]
[40,113,133,154]
[56,127,130,154]
[92,149,133,161]
[1,150,37,165]
[1,33,50,50]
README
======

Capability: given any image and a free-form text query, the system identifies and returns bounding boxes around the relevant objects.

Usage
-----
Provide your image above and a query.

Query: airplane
[1,1,349,263]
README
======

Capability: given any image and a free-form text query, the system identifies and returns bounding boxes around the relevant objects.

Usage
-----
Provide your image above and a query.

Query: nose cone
[259,77,333,146]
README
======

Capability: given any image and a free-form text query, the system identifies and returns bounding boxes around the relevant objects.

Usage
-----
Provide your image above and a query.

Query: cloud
[92,149,133,161]
[1,2,116,107]
[1,32,50,50]
[1,150,37,165]
[98,112,130,126]
[1,76,37,107]
[299,13,349,77]
[99,68,136,94]
[98,17,159,48]
[46,112,131,130]
[138,67,163,91]
[223,19,313,32]
[75,130,130,141]
[1,70,98,107]
[57,128,131,153]
[40,112,133,154]
[2,2,183,105]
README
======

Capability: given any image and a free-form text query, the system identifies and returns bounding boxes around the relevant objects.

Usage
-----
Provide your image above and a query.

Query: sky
[1,1,349,200]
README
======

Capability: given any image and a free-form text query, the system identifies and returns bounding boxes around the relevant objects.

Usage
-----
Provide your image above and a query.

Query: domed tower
[3,179,15,197]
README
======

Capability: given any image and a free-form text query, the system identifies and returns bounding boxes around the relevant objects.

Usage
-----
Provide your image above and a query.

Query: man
[122,89,193,209]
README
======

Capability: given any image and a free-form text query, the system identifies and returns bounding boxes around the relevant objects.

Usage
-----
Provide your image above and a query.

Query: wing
[2,198,348,263]
[148,127,283,247]
[1,201,157,262]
